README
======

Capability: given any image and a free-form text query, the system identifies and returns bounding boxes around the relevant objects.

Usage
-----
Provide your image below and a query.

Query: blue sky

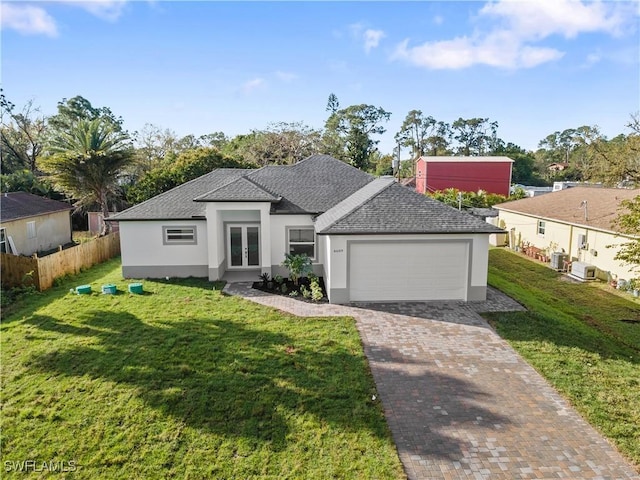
[2,0,639,155]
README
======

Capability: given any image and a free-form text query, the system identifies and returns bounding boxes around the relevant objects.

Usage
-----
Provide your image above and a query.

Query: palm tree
[40,118,133,235]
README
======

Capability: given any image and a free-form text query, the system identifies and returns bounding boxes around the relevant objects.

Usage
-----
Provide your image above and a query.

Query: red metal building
[415,156,514,197]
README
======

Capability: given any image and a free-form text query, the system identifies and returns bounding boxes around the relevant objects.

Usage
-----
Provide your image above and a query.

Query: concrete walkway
[224,283,639,480]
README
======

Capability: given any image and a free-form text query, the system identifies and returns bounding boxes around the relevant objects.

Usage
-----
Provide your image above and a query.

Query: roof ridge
[316,177,395,232]
[241,171,282,199]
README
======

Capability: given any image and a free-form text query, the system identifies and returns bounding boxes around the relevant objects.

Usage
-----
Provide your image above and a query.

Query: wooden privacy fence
[1,232,121,291]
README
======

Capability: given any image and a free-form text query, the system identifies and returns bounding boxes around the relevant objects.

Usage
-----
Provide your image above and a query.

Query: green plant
[288,290,299,297]
[300,284,311,299]
[282,253,313,286]
[259,272,271,287]
[310,278,323,302]
[274,275,284,285]
[280,283,288,294]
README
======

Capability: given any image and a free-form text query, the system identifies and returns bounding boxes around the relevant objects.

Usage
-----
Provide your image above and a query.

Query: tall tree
[48,95,123,133]
[222,122,322,166]
[324,101,391,170]
[425,121,453,156]
[451,117,499,156]
[40,118,134,235]
[0,92,47,173]
[395,110,437,159]
[611,195,640,273]
[126,147,246,204]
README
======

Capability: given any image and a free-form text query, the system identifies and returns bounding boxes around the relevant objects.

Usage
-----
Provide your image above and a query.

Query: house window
[26,221,36,239]
[288,227,315,259]
[0,228,6,253]
[537,221,545,236]
[163,226,197,245]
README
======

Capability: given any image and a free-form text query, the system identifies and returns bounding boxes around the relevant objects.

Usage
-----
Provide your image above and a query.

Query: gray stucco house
[109,154,502,303]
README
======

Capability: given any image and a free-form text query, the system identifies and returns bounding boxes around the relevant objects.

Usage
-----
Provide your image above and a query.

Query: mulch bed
[252,276,328,303]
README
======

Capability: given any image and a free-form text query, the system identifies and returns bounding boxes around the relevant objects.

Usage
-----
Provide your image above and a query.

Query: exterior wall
[89,212,119,235]
[0,211,72,256]
[322,233,490,303]
[205,202,272,280]
[416,159,512,196]
[119,220,209,278]
[269,214,324,277]
[498,210,636,280]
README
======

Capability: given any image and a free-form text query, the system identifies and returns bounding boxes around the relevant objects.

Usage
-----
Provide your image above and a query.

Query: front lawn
[485,249,640,470]
[1,258,404,479]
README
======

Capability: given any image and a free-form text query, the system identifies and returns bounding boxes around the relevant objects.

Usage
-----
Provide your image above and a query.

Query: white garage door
[349,241,469,302]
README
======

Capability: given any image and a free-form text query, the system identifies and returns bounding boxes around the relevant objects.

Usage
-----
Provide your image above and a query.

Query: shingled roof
[1,192,72,222]
[493,187,639,233]
[246,154,373,213]
[110,155,374,220]
[109,169,252,221]
[316,180,504,235]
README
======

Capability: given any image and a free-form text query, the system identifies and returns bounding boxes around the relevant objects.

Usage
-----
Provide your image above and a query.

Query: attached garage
[348,240,469,302]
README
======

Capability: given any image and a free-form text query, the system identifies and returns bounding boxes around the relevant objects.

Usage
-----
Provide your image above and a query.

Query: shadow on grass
[25,311,389,451]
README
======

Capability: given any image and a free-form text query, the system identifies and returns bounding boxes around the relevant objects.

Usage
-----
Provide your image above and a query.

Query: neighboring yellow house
[494,187,640,282]
[0,192,73,256]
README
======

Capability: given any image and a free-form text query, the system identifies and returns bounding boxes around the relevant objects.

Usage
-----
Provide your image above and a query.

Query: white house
[109,155,503,304]
[494,187,639,281]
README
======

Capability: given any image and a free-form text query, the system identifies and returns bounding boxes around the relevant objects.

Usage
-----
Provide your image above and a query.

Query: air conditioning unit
[571,261,596,280]
[550,252,568,270]
[577,234,588,250]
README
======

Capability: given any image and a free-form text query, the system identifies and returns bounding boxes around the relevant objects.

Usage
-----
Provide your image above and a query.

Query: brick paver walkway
[224,283,639,480]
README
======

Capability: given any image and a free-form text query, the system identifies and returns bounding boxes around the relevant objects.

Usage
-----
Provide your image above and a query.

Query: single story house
[494,187,639,281]
[415,156,514,197]
[109,154,503,303]
[0,192,73,256]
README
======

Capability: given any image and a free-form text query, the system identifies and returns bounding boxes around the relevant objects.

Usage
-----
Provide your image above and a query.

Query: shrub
[310,278,323,302]
[282,253,312,286]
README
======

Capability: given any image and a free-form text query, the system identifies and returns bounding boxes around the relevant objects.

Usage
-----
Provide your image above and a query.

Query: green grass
[485,249,640,470]
[1,258,404,479]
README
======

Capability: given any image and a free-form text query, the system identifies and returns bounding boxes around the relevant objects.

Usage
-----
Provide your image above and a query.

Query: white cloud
[363,29,385,53]
[349,22,386,52]
[393,34,563,70]
[63,1,129,22]
[0,3,58,37]
[240,78,266,95]
[433,15,444,26]
[479,0,634,39]
[275,71,298,82]
[393,0,637,70]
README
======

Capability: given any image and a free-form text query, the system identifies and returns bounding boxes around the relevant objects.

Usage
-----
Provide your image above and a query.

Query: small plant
[259,272,271,288]
[289,290,299,297]
[300,284,311,299]
[310,278,323,302]
[274,275,284,285]
[280,283,288,294]
[282,253,312,286]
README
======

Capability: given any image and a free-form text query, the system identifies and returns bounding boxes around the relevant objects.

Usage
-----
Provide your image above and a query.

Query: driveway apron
[225,283,639,480]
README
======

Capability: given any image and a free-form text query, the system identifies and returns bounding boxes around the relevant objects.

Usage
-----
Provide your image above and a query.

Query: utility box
[571,261,596,280]
[550,252,568,270]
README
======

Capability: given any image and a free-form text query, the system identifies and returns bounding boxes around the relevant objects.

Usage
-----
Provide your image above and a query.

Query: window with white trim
[26,221,36,239]
[288,227,315,259]
[537,220,545,236]
[0,228,6,253]
[163,226,197,245]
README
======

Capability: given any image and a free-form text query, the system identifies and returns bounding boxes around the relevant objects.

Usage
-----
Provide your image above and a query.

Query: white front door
[227,224,260,269]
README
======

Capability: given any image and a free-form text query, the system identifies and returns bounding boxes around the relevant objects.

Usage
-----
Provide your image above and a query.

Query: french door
[227,224,260,269]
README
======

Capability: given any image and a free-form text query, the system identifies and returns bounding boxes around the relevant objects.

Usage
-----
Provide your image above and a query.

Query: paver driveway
[225,283,639,480]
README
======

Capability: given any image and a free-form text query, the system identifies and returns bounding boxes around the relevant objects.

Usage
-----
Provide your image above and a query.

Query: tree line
[1,91,638,235]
